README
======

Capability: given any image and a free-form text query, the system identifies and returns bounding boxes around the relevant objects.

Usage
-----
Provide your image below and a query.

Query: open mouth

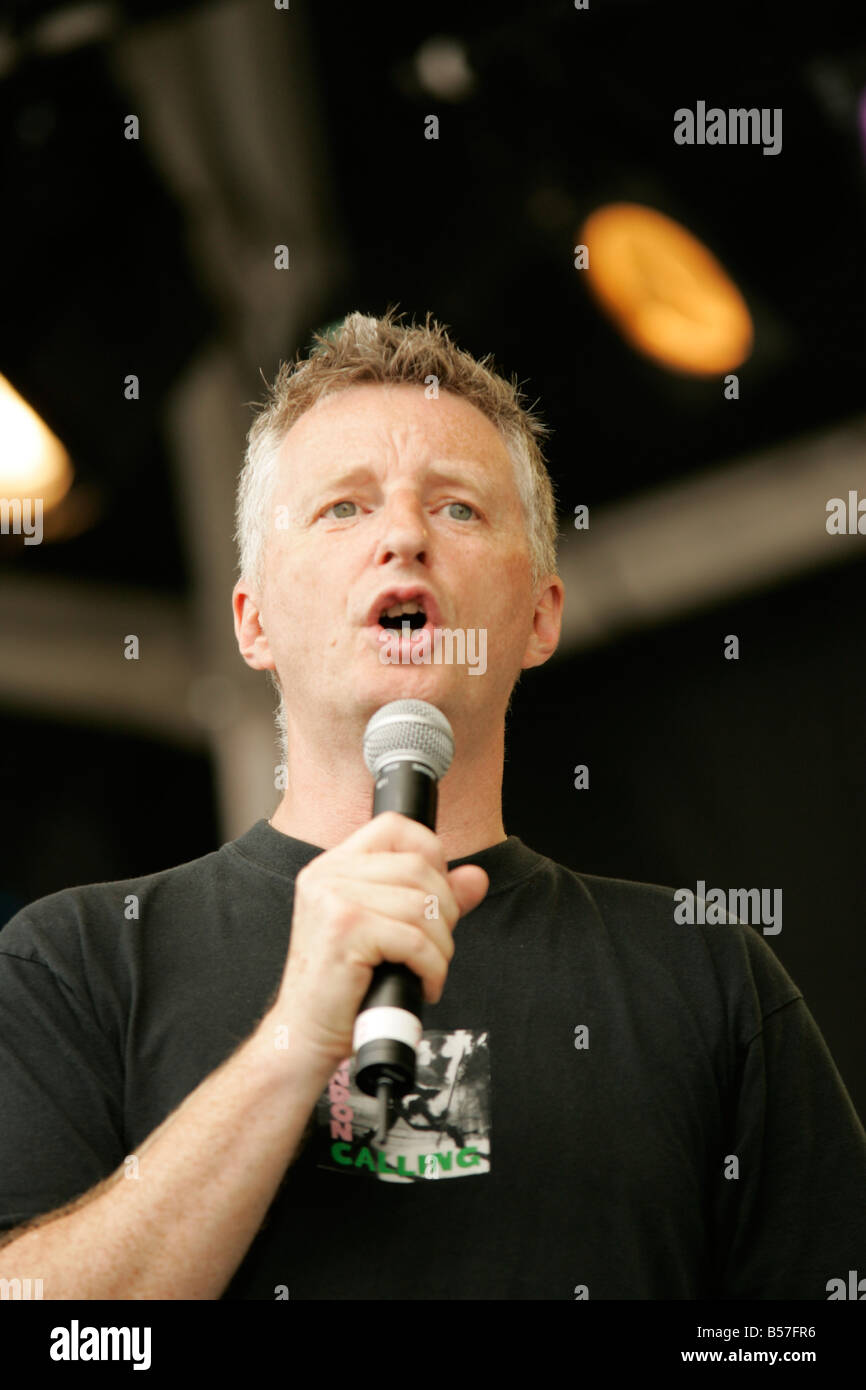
[366,587,443,636]
[378,603,428,632]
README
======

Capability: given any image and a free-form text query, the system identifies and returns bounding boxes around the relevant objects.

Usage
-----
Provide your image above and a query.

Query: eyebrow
[301,461,498,501]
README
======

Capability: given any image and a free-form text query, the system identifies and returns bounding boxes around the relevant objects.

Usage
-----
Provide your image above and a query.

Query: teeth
[382,601,424,618]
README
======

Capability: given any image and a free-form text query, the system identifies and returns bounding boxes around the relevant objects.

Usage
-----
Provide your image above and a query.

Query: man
[0,311,864,1300]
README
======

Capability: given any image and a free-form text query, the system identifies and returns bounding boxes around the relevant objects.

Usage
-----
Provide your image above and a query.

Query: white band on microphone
[353,1005,423,1053]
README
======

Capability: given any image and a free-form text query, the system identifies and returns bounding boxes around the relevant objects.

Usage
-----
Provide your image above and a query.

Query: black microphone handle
[372,757,438,827]
[353,758,438,1099]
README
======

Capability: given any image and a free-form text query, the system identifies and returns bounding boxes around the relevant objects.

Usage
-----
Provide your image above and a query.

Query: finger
[325,879,456,964]
[447,865,490,917]
[346,909,453,1004]
[324,851,460,923]
[337,811,449,876]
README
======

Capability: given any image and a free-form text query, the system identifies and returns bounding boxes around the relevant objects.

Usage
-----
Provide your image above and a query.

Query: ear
[233,578,276,672]
[521,574,564,671]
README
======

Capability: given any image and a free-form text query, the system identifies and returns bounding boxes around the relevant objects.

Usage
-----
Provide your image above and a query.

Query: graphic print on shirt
[313,1028,491,1183]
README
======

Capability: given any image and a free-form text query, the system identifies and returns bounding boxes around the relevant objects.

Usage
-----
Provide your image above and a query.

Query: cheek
[261,587,309,646]
[487,546,531,601]
[485,560,533,638]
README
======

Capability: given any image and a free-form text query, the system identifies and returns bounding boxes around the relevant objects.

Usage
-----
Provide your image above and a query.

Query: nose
[373,488,429,566]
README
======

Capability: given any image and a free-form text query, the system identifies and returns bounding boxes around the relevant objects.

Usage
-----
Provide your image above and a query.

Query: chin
[362,667,452,707]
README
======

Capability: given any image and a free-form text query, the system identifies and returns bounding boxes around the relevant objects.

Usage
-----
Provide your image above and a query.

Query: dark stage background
[2,0,865,1128]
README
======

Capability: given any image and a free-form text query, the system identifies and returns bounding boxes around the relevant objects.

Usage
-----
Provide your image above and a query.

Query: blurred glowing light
[0,373,73,509]
[414,36,475,102]
[579,203,753,376]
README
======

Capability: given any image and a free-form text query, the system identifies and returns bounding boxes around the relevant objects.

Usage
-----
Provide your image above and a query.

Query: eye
[445,501,476,521]
[324,500,358,519]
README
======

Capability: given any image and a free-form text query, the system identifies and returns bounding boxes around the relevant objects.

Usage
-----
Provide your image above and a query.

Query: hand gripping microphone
[352,699,455,1146]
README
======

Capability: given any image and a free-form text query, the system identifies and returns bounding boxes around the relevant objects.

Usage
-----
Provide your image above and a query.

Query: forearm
[0,1014,331,1300]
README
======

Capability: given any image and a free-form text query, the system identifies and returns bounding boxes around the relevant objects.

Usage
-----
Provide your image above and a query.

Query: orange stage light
[579,203,754,376]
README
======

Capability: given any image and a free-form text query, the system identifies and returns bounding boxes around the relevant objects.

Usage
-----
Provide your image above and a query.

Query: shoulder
[537,854,802,1036]
[0,841,231,974]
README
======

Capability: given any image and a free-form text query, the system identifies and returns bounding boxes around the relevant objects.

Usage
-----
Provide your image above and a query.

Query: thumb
[447,864,490,919]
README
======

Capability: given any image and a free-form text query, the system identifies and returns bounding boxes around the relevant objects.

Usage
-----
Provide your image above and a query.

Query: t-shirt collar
[229,818,544,897]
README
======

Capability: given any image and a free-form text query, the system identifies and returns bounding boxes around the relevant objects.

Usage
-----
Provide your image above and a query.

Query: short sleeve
[0,912,126,1235]
[711,988,866,1298]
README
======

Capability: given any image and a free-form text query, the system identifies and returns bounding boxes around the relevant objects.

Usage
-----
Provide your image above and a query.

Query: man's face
[234,382,561,734]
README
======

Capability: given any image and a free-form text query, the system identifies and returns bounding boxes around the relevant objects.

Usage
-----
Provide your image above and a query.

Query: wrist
[252,1009,342,1098]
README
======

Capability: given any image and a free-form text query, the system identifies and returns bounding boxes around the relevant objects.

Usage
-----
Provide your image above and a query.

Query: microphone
[353,698,455,1147]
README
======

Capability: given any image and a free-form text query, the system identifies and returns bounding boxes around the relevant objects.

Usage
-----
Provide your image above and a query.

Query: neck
[268,712,508,861]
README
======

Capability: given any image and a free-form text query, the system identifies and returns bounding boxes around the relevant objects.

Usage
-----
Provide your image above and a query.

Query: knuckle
[408,851,428,880]
[296,860,324,896]
[404,923,427,955]
[321,890,359,932]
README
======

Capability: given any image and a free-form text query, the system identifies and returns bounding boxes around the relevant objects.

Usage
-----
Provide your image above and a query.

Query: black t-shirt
[0,820,864,1299]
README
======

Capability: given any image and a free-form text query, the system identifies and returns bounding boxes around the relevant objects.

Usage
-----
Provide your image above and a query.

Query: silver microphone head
[363,700,455,781]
